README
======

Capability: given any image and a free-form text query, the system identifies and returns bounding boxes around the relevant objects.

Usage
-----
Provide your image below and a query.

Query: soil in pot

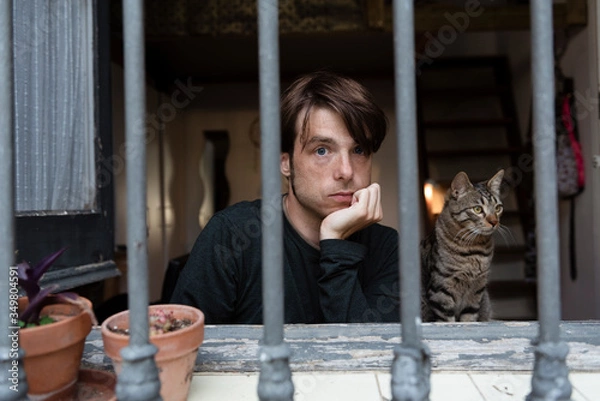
[107,309,193,336]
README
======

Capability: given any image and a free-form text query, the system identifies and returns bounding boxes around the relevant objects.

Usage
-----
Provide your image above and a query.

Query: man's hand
[320,183,383,241]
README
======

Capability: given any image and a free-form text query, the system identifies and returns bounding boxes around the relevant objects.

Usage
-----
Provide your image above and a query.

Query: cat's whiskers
[455,226,475,243]
[456,226,481,246]
[495,224,515,246]
[467,228,485,246]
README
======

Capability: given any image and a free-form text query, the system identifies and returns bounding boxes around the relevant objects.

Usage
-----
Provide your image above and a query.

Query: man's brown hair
[280,71,388,156]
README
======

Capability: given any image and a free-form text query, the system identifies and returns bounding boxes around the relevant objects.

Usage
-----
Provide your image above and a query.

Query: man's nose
[335,154,353,180]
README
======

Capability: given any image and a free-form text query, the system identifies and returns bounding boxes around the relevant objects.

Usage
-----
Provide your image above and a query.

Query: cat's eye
[473,206,483,214]
[495,205,503,213]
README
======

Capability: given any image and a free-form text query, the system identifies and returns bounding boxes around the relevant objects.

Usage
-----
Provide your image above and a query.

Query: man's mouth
[330,192,354,203]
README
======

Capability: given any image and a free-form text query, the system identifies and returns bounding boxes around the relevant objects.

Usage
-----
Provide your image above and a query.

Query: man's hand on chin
[320,183,383,241]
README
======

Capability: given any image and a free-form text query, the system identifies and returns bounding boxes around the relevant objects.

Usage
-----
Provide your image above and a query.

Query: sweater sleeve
[318,231,400,323]
[169,213,239,324]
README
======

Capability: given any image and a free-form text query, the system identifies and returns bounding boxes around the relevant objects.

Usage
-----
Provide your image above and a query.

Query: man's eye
[316,147,327,156]
[354,146,364,155]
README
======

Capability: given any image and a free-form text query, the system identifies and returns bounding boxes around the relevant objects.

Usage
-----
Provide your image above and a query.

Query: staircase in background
[416,56,537,320]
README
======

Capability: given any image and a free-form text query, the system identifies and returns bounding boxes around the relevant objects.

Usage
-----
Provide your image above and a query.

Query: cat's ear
[450,172,472,199]
[487,169,504,194]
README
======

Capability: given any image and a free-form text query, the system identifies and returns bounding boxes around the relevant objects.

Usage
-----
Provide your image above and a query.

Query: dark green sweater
[170,199,400,324]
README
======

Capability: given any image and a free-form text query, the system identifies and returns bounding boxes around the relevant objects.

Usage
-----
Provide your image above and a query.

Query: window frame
[14,0,117,291]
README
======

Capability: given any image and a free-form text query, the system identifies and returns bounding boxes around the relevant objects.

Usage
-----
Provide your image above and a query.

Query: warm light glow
[423,180,445,217]
[423,182,433,203]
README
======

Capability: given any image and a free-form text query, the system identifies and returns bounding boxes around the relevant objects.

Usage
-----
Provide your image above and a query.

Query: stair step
[429,179,528,191]
[420,86,510,96]
[423,118,514,129]
[419,55,509,70]
[501,210,530,220]
[427,147,525,158]
[494,245,526,255]
[502,210,523,216]
[488,280,537,299]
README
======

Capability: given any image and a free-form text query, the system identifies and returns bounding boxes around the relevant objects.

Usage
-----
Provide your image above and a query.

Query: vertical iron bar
[258,0,283,351]
[390,0,431,400]
[527,0,572,400]
[394,0,420,342]
[117,1,162,400]
[530,0,562,343]
[256,1,294,400]
[0,1,27,399]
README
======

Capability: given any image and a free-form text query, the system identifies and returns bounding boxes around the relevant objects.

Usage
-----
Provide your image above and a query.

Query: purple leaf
[17,261,39,300]
[30,247,68,282]
[17,248,70,326]
[19,286,58,324]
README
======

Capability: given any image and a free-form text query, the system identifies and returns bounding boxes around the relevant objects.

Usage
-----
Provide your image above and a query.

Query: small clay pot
[18,297,93,400]
[101,304,205,401]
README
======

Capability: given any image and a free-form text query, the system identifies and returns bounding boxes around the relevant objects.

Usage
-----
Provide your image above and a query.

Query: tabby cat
[421,169,505,322]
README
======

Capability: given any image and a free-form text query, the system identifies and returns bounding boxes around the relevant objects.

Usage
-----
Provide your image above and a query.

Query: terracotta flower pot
[101,304,205,401]
[18,297,93,401]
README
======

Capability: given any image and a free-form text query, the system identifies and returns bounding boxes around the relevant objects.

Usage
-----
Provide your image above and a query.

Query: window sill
[83,321,600,373]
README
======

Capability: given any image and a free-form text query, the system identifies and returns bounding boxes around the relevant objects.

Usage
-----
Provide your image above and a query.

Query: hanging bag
[555,82,585,280]
[556,92,585,198]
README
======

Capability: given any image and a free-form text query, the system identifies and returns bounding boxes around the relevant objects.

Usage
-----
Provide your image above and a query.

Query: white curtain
[13,0,95,212]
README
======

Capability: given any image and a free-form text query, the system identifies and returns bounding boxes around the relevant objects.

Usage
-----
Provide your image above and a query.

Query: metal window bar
[256,0,295,400]
[390,1,431,400]
[0,1,26,400]
[528,1,572,399]
[116,1,163,401]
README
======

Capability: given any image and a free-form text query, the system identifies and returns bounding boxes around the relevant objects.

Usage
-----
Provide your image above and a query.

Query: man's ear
[280,153,291,178]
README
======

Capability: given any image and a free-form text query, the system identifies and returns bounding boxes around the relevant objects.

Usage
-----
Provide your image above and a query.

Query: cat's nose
[486,216,498,227]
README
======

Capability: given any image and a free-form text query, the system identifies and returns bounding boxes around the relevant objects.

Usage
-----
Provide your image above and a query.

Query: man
[170,71,400,324]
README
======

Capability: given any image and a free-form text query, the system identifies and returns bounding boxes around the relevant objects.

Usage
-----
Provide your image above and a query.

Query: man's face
[280,107,373,220]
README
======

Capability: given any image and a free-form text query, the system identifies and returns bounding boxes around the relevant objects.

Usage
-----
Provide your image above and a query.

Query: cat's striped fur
[421,170,504,322]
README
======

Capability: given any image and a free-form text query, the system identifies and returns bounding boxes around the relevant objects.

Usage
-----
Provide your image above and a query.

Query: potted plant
[101,304,205,401]
[17,248,97,400]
